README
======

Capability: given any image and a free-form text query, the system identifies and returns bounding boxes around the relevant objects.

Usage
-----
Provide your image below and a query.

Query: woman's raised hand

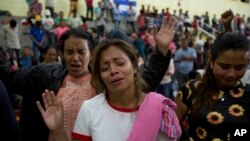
[36,90,64,132]
[154,16,179,55]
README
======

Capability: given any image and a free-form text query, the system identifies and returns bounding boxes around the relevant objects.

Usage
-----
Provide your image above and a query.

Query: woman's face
[211,49,249,87]
[63,36,90,77]
[99,46,136,94]
[43,48,57,63]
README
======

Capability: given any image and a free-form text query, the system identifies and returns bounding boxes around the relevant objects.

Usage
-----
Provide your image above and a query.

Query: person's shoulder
[175,48,182,54]
[84,93,105,107]
[188,47,196,51]
[34,63,64,74]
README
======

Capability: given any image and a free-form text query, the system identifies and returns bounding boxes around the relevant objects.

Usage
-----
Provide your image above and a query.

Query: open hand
[153,16,178,55]
[36,90,64,132]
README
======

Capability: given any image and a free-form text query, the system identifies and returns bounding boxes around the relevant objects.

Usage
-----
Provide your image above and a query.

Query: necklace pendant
[221,98,225,101]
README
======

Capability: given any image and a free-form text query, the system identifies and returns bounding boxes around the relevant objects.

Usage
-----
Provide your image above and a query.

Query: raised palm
[36,90,64,131]
[154,16,178,55]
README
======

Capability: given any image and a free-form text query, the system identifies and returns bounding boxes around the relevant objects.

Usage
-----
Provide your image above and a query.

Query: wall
[0,0,250,19]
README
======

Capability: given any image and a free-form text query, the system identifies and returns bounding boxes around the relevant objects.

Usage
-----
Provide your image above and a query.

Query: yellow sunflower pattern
[181,80,248,141]
[189,137,194,141]
[212,138,223,141]
[228,104,245,117]
[207,111,224,125]
[212,90,224,100]
[229,88,244,98]
[196,127,207,139]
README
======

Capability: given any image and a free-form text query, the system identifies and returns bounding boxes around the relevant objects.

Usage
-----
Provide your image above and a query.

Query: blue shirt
[19,56,32,69]
[174,47,197,74]
[30,26,45,46]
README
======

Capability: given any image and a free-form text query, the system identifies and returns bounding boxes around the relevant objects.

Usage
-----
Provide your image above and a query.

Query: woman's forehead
[216,50,249,64]
[64,37,89,49]
[100,47,129,61]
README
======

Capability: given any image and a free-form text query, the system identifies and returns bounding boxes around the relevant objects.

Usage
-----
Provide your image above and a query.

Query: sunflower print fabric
[178,80,250,140]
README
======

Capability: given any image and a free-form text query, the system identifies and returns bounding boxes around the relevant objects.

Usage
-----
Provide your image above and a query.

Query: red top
[85,0,93,7]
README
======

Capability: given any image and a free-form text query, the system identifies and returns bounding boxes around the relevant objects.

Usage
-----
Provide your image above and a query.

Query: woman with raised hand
[37,39,182,141]
[1,16,178,141]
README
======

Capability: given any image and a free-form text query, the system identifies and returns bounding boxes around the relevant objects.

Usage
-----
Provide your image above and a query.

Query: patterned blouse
[57,74,96,141]
[178,80,250,141]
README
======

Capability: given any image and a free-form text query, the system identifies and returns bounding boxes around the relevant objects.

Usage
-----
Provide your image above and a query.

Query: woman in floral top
[175,32,250,141]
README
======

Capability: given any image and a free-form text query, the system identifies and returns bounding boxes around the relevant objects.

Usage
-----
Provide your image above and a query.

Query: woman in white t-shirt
[36,17,181,141]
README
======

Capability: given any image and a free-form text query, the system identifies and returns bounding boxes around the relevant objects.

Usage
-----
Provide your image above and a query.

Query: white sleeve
[73,101,92,136]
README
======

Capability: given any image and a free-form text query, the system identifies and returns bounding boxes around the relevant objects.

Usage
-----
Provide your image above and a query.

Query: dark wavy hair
[192,32,250,114]
[58,28,95,53]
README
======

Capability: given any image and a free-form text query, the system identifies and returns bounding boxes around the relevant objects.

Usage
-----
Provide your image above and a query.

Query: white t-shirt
[42,17,54,31]
[73,94,136,141]
[68,17,83,29]
[127,8,136,22]
[3,25,21,49]
[72,93,172,141]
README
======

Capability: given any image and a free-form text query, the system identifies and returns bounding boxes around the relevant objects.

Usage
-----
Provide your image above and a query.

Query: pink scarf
[127,92,181,141]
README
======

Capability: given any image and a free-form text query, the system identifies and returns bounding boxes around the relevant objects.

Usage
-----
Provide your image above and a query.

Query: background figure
[127,3,136,32]
[54,11,68,27]
[68,9,83,28]
[131,32,147,63]
[155,58,175,99]
[174,37,197,88]
[96,7,106,39]
[102,0,110,21]
[40,46,58,63]
[42,9,55,46]
[45,0,54,18]
[18,47,38,69]
[3,19,21,60]
[30,20,46,60]
[31,0,43,16]
[55,19,70,46]
[68,0,78,18]
[85,0,93,21]
[113,4,122,30]
[80,16,89,32]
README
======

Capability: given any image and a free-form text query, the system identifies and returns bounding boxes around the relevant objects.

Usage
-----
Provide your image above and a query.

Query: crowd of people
[0,0,250,141]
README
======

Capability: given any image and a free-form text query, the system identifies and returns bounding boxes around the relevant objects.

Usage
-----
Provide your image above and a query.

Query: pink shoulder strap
[127,92,165,141]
